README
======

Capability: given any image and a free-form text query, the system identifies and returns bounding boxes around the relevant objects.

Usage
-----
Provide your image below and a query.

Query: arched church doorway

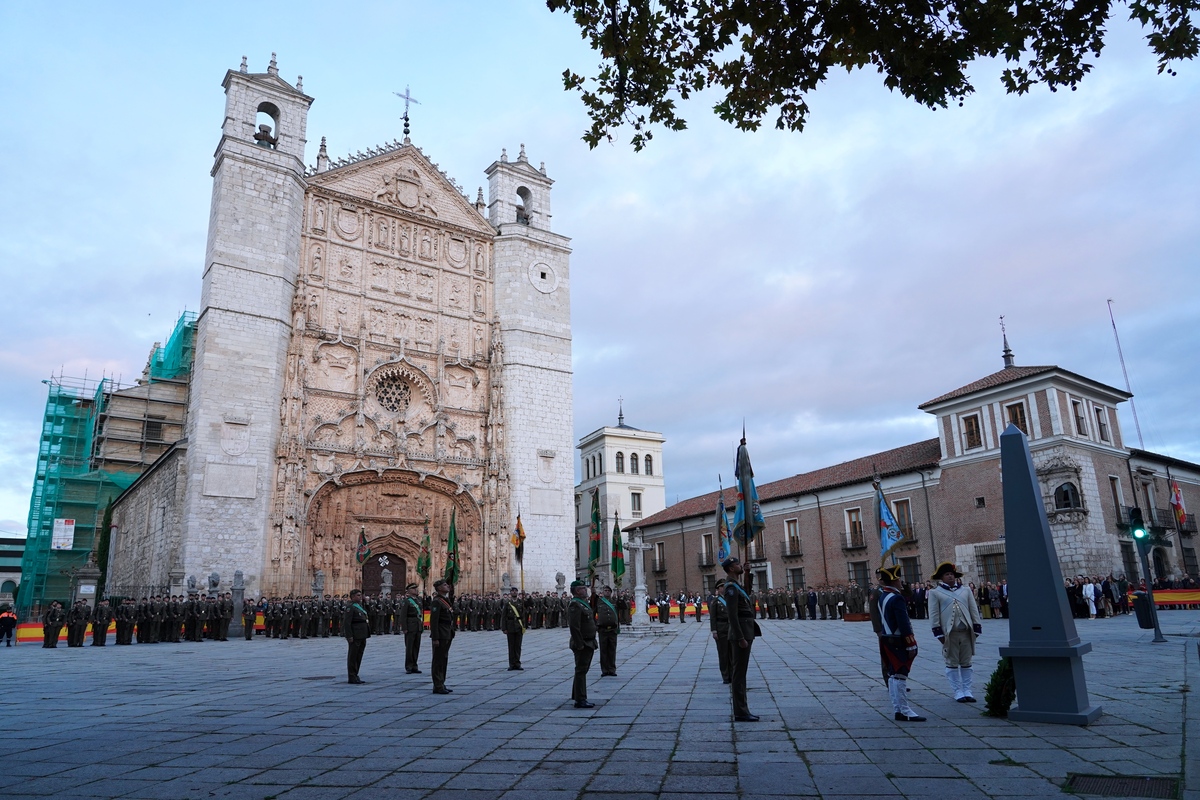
[304,469,483,597]
[361,553,407,598]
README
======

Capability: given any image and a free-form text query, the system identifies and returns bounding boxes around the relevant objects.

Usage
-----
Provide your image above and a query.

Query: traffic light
[1129,507,1147,539]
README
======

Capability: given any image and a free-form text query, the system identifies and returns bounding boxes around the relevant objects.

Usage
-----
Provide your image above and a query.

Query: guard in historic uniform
[723,558,761,722]
[343,589,370,684]
[567,580,597,708]
[429,579,455,693]
[875,564,925,721]
[501,587,525,670]
[596,584,620,677]
[397,583,425,674]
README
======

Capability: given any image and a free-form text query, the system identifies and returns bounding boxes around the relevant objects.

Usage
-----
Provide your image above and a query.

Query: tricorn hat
[876,564,903,582]
[930,560,963,580]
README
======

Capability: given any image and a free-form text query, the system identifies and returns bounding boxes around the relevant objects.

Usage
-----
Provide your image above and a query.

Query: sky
[1,2,1197,535]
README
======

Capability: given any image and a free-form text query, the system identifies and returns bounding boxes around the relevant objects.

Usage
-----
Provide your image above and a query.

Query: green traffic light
[1130,507,1147,539]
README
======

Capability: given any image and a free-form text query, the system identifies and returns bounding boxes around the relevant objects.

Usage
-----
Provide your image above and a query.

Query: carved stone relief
[312,343,357,393]
[447,235,468,269]
[334,206,361,241]
[309,245,325,281]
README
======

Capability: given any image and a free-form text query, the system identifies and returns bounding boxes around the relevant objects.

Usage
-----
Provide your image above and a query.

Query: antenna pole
[1107,300,1144,449]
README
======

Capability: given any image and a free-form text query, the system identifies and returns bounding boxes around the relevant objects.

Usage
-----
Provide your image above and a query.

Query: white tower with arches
[487,146,576,590]
[180,55,313,589]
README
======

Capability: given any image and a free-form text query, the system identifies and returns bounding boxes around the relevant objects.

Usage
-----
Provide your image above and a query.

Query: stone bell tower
[487,145,575,590]
[180,55,313,594]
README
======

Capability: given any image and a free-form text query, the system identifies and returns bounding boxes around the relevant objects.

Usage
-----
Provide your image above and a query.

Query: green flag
[416,518,431,580]
[611,515,626,587]
[444,507,460,585]
[355,526,371,565]
[587,489,601,580]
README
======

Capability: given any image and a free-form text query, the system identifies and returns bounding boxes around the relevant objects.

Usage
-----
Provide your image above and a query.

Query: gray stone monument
[380,568,393,599]
[997,423,1102,724]
[186,574,198,598]
[555,571,566,593]
[208,572,221,593]
[312,569,325,596]
[72,553,102,610]
[627,529,652,626]
[501,572,511,593]
[230,570,246,638]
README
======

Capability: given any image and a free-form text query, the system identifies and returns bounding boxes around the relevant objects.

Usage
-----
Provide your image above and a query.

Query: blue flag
[877,484,905,566]
[732,435,765,545]
[717,491,733,563]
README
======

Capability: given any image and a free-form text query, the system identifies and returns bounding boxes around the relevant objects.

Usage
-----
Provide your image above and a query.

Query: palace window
[845,508,865,549]
[631,491,642,517]
[962,414,983,449]
[615,452,624,473]
[644,455,653,476]
[630,453,639,475]
[1054,482,1083,510]
[1006,402,1028,434]
[1072,400,1088,436]
[847,561,870,587]
[893,499,913,538]
[788,568,805,590]
[785,519,801,556]
[1094,406,1111,442]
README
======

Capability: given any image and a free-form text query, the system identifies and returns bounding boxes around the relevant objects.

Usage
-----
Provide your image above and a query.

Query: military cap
[720,556,740,570]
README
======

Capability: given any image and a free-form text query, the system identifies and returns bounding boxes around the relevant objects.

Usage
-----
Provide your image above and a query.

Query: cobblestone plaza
[2,613,1197,800]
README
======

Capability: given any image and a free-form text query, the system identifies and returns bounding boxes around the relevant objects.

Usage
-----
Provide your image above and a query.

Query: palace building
[628,340,1200,594]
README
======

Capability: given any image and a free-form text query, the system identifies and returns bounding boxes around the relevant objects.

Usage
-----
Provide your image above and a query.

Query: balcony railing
[782,540,803,558]
[652,558,667,573]
[843,530,867,550]
[1120,505,1196,536]
[698,551,715,568]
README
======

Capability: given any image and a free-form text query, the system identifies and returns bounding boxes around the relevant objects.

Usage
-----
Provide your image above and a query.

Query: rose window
[375,373,411,413]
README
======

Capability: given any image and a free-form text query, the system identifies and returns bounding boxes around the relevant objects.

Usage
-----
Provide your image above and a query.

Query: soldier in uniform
[42,600,66,647]
[723,557,761,722]
[500,587,525,670]
[66,600,88,647]
[343,589,370,684]
[875,564,925,721]
[709,579,731,683]
[566,580,597,708]
[219,592,234,641]
[91,598,113,646]
[429,579,455,694]
[242,598,257,640]
[806,587,818,620]
[398,583,425,674]
[596,584,620,677]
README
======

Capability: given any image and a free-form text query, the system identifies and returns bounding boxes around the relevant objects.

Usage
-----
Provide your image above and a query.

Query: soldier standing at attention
[343,589,370,684]
[429,579,455,694]
[42,601,65,648]
[723,557,761,722]
[91,599,113,646]
[501,587,525,670]
[242,598,257,640]
[709,578,732,684]
[875,565,926,721]
[596,585,620,677]
[398,583,425,674]
[567,580,597,708]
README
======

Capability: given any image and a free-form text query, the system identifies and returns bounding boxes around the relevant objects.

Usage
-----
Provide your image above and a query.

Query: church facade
[107,56,575,599]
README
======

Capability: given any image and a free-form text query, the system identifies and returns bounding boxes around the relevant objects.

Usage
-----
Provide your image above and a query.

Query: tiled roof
[918,366,1056,409]
[630,438,941,530]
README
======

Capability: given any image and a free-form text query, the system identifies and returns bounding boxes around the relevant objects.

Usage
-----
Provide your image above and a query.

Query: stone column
[229,570,245,638]
[628,530,652,626]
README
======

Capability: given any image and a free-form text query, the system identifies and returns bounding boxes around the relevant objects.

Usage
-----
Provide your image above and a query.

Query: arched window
[599,452,604,474]
[584,458,590,481]
[1054,482,1083,510]
[644,454,653,476]
[630,453,639,475]
[516,186,533,225]
[254,102,280,149]
[615,452,625,473]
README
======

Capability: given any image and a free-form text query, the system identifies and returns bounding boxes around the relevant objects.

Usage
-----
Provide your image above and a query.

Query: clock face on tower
[528,261,558,293]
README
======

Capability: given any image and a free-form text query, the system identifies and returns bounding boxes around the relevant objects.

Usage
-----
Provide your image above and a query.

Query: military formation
[40,593,236,647]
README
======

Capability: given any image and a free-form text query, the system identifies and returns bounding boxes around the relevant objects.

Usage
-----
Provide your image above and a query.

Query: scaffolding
[16,312,196,620]
[17,377,135,619]
[149,311,197,380]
